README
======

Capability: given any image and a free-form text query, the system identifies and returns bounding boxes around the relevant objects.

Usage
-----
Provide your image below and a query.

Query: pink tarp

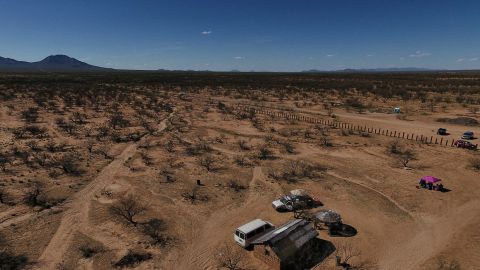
[421,176,441,183]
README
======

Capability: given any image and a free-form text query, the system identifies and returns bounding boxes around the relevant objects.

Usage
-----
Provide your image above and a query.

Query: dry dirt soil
[1,78,479,270]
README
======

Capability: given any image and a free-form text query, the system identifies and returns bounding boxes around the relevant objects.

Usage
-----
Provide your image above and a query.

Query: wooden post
[430,136,433,143]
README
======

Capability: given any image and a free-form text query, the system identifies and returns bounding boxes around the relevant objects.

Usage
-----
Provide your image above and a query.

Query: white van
[234,219,274,248]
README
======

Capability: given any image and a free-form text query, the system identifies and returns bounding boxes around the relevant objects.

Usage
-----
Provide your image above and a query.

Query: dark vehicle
[462,131,475,140]
[454,140,477,150]
[437,128,447,135]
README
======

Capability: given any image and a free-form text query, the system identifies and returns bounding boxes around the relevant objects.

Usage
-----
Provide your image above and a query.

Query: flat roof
[237,219,269,233]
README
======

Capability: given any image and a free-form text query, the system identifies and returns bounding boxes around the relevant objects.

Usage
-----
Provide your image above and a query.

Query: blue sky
[1,0,480,71]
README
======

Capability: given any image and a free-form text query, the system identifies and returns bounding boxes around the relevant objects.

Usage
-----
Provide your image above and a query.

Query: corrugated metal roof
[251,219,318,260]
[237,219,269,233]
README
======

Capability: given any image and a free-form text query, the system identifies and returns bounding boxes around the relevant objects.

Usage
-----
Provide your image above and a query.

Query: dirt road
[35,114,173,269]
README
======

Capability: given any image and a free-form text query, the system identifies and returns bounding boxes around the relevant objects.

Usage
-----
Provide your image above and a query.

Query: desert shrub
[54,262,69,270]
[0,249,29,270]
[0,188,9,204]
[110,195,147,227]
[46,141,67,153]
[21,107,39,123]
[237,140,251,151]
[435,258,461,270]
[340,129,351,136]
[334,241,379,270]
[281,141,296,154]
[387,140,402,154]
[269,160,326,183]
[199,155,221,172]
[15,125,49,139]
[360,132,370,137]
[469,157,480,171]
[79,245,102,258]
[96,125,110,140]
[141,218,172,246]
[344,97,365,113]
[159,169,176,183]
[55,154,83,176]
[0,153,11,172]
[109,112,130,129]
[56,118,76,135]
[398,149,416,167]
[23,182,46,207]
[70,112,87,125]
[387,141,416,167]
[181,186,209,204]
[258,146,274,160]
[214,243,249,270]
[234,155,254,167]
[186,141,212,156]
[140,152,154,166]
[228,180,246,192]
[113,250,152,268]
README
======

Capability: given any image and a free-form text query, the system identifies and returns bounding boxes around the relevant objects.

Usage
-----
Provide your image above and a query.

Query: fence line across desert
[231,104,478,149]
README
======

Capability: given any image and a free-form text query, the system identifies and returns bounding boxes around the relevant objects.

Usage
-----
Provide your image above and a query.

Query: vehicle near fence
[454,140,477,150]
[437,128,448,135]
[462,131,475,140]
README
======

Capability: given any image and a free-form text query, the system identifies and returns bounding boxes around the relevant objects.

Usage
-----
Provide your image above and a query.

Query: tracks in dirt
[327,171,414,218]
[34,114,173,269]
[171,166,282,270]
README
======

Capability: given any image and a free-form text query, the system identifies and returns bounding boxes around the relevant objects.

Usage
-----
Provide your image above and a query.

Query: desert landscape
[0,71,479,270]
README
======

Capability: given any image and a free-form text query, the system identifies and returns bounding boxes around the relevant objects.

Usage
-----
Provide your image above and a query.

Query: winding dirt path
[34,114,173,269]
[380,200,480,269]
[327,171,414,218]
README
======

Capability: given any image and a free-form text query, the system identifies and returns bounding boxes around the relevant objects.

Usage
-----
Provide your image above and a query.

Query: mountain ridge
[0,55,108,71]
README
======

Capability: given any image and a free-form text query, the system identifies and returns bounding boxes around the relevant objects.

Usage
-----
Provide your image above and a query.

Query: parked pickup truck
[454,140,477,150]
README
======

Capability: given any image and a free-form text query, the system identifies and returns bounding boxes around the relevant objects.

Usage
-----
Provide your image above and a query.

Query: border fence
[232,104,478,149]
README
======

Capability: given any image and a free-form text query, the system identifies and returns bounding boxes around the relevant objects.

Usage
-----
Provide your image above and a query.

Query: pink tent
[421,176,441,183]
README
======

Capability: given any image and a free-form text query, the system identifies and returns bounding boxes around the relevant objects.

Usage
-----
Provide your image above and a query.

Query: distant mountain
[302,67,438,73]
[0,55,108,71]
[0,56,31,69]
[340,67,436,72]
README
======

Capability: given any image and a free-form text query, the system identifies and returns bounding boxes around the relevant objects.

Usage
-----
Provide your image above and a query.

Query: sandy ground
[1,87,479,270]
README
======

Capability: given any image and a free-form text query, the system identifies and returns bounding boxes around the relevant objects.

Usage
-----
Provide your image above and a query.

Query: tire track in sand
[169,166,283,270]
[35,114,173,269]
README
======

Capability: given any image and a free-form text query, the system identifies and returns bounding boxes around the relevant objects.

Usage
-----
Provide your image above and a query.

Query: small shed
[251,219,319,270]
